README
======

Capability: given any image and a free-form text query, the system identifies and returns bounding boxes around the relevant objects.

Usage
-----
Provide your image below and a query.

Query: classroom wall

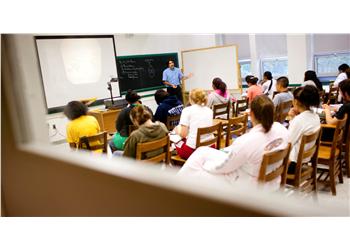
[47,34,217,143]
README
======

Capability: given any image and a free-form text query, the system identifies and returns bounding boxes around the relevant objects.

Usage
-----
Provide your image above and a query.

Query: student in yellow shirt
[64,101,101,150]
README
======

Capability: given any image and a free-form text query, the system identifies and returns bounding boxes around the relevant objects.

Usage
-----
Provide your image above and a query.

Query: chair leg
[330,162,337,196]
[338,160,344,184]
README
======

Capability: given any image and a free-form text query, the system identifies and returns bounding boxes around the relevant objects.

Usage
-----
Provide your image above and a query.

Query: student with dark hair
[123,105,168,159]
[261,71,277,99]
[334,63,349,87]
[162,59,193,103]
[302,70,323,91]
[178,95,289,190]
[322,79,350,140]
[246,75,262,105]
[110,90,153,152]
[273,76,293,107]
[346,68,350,79]
[154,89,183,124]
[64,101,101,149]
[287,85,321,174]
[207,77,231,109]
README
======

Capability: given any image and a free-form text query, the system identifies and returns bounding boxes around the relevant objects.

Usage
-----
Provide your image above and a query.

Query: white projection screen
[36,36,120,110]
[181,45,241,91]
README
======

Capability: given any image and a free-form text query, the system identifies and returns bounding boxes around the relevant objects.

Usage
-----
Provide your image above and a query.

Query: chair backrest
[136,135,170,164]
[231,100,236,117]
[78,131,108,153]
[327,83,339,104]
[329,114,348,158]
[319,90,326,104]
[196,123,222,149]
[275,100,293,123]
[225,114,248,147]
[235,99,248,117]
[213,102,230,120]
[258,143,291,187]
[294,129,321,190]
[166,114,181,131]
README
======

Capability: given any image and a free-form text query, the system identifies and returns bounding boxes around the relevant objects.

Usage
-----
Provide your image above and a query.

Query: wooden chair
[327,83,339,105]
[78,131,108,153]
[235,98,248,117]
[343,123,350,178]
[286,129,321,194]
[136,136,170,164]
[258,143,291,187]
[171,123,223,166]
[274,100,293,124]
[213,102,230,120]
[166,114,181,131]
[224,114,248,147]
[231,100,236,117]
[319,90,326,105]
[317,115,347,195]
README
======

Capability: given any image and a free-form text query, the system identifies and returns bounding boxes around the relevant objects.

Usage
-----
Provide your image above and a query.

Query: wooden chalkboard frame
[181,44,242,98]
[116,52,179,95]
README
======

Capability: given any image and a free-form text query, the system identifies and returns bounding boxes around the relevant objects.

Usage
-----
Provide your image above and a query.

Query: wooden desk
[88,109,121,134]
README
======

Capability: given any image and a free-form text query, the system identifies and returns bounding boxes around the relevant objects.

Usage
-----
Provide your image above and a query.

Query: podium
[88,109,121,134]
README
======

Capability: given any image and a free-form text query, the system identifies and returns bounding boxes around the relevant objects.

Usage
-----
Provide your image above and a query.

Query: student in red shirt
[246,75,263,106]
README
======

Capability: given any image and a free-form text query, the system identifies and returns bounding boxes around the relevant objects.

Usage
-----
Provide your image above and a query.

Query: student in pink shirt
[246,75,263,106]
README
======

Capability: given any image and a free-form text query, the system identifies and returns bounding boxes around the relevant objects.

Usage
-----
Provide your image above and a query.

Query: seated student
[302,70,323,91]
[261,71,277,99]
[334,63,349,87]
[346,68,350,79]
[246,75,262,106]
[322,79,350,141]
[287,86,321,174]
[64,101,101,150]
[174,88,213,160]
[123,105,168,159]
[110,90,153,152]
[178,95,289,190]
[207,77,231,108]
[154,89,183,125]
[272,76,293,107]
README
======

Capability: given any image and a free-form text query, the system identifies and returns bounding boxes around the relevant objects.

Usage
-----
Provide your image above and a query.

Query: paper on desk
[169,134,182,143]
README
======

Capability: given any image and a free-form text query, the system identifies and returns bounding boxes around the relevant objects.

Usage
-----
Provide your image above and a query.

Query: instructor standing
[162,59,193,103]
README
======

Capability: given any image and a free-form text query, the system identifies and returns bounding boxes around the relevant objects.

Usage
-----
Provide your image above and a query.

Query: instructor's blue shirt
[162,67,183,86]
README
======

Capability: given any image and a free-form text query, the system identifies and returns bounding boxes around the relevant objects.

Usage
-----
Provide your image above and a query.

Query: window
[315,52,350,77]
[260,58,288,78]
[239,60,251,82]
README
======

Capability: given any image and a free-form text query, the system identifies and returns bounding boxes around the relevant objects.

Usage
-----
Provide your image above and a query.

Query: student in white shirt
[302,70,323,91]
[174,88,213,159]
[178,95,290,190]
[261,71,277,99]
[287,85,321,174]
[333,63,349,87]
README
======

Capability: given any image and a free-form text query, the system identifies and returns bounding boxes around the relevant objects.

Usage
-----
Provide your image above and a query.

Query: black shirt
[115,104,153,137]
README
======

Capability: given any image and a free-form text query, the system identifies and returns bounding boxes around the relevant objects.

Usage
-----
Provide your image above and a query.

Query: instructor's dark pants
[167,85,183,103]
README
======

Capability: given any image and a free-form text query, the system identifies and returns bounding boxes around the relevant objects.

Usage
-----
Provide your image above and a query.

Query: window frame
[260,56,288,79]
[239,59,252,84]
[314,51,350,77]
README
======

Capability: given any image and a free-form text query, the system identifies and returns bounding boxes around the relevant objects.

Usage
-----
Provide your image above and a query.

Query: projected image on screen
[36,35,120,110]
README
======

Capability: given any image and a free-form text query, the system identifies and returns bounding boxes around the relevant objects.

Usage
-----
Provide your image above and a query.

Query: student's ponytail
[212,77,227,95]
[130,105,152,126]
[251,95,274,133]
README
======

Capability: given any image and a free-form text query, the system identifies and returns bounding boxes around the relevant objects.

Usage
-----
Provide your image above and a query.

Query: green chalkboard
[116,53,179,94]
